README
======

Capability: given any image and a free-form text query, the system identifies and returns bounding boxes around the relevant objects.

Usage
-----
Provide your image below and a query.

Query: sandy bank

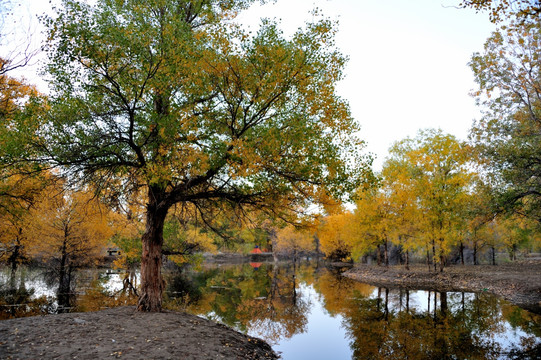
[0,306,277,360]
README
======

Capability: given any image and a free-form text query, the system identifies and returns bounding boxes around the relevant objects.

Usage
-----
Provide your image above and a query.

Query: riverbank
[0,306,277,360]
[344,259,541,313]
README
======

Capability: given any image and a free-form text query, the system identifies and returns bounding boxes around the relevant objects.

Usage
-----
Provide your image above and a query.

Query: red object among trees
[250,247,263,254]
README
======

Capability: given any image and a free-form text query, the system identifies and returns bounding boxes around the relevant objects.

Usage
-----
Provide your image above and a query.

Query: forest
[0,0,540,319]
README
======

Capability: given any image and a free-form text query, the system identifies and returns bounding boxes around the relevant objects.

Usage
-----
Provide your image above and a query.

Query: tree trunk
[9,242,20,290]
[137,190,169,312]
[473,244,478,265]
[405,250,410,271]
[491,246,496,266]
[510,244,517,261]
[383,239,389,267]
[459,242,464,265]
[432,239,437,272]
[8,229,23,284]
[58,239,71,312]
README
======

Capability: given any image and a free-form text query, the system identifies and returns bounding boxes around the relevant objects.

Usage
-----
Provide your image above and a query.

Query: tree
[459,0,541,23]
[27,186,113,310]
[0,1,39,75]
[352,187,393,266]
[27,0,368,311]
[470,22,541,225]
[387,129,472,271]
[0,61,47,277]
[318,212,356,261]
[0,174,47,277]
[274,225,315,261]
[381,160,423,270]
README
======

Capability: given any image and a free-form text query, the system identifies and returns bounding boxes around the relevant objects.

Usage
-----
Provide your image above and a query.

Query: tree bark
[405,250,410,271]
[383,239,389,267]
[432,240,437,272]
[137,189,169,312]
[58,238,71,312]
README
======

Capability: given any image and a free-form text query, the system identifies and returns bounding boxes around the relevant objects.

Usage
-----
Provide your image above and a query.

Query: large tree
[29,0,368,311]
[469,22,541,223]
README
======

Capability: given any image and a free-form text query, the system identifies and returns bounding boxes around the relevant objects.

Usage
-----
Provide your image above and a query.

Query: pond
[1,261,541,359]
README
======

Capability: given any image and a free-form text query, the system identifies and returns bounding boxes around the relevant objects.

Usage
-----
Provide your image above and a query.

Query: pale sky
[3,0,496,171]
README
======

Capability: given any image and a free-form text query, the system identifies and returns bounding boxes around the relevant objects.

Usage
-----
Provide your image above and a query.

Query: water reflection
[170,263,541,359]
[2,262,541,359]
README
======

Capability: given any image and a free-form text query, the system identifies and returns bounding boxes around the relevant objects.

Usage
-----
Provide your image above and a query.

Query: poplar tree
[32,0,368,311]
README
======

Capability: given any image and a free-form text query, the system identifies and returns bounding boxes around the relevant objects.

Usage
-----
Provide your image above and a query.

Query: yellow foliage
[26,186,113,266]
[274,225,314,255]
[318,212,355,261]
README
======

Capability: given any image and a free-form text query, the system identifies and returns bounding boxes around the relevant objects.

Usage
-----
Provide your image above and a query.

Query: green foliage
[470,22,541,223]
[35,0,369,220]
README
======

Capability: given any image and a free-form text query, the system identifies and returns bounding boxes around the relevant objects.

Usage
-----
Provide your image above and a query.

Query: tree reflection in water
[2,262,541,359]
[170,262,541,359]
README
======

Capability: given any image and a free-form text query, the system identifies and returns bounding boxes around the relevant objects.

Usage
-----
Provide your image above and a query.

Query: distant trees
[274,226,315,261]
[346,130,473,271]
[316,127,541,269]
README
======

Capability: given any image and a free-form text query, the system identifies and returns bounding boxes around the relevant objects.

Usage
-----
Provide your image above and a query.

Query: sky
[3,0,496,171]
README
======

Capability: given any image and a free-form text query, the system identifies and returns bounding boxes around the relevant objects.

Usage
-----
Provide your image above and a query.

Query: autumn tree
[19,0,369,312]
[459,0,541,23]
[274,225,315,261]
[469,22,541,224]
[352,187,394,266]
[498,215,541,261]
[318,212,356,262]
[381,160,423,269]
[27,186,113,309]
[0,174,47,278]
[0,61,47,278]
[387,129,472,271]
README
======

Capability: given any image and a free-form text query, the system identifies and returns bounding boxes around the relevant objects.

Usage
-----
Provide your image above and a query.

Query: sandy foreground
[344,259,541,313]
[0,306,278,360]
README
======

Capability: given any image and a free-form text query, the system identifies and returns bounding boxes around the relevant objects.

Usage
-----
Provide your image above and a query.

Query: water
[1,262,541,359]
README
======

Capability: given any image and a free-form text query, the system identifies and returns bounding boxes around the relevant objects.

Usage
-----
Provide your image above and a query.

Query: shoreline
[0,306,278,360]
[344,260,541,314]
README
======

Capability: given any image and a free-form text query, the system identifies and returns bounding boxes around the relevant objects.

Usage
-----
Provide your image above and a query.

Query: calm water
[2,261,541,359]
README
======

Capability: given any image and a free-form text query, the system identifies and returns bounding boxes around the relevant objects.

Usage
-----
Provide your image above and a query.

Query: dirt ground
[0,306,277,360]
[344,259,541,313]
